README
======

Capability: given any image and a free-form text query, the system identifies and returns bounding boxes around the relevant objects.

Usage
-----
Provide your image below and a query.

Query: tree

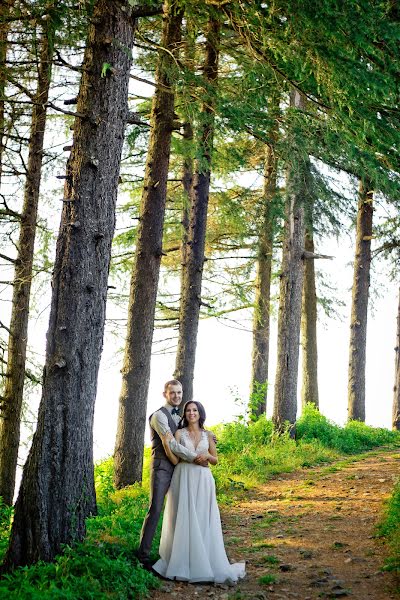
[0,14,55,506]
[0,0,14,186]
[174,16,220,405]
[250,91,280,418]
[3,0,136,567]
[273,90,308,432]
[114,0,184,488]
[300,211,319,408]
[393,287,400,431]
[347,179,373,422]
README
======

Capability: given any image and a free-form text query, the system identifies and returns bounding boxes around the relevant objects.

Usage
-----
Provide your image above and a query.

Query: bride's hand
[194,453,209,467]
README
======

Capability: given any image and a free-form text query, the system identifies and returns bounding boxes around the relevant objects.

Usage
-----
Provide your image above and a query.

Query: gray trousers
[138,458,174,560]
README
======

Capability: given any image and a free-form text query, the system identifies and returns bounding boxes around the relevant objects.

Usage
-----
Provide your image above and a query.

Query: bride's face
[185,403,200,424]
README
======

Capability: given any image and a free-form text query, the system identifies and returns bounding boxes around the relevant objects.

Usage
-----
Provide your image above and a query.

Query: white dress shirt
[150,404,197,462]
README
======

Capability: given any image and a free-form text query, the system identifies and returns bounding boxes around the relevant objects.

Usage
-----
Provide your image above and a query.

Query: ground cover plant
[211,405,400,493]
[0,408,398,597]
[0,450,159,599]
[378,479,400,580]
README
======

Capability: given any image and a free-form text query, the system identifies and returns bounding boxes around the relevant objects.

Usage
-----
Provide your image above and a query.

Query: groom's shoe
[133,550,153,571]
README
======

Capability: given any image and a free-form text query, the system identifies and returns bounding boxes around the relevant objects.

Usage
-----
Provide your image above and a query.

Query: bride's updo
[180,401,206,429]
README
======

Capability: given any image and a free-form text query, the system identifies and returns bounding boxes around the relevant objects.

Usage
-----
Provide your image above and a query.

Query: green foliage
[0,498,13,564]
[378,480,400,575]
[248,382,268,420]
[0,459,159,599]
[210,405,400,494]
[296,404,400,454]
[101,62,113,78]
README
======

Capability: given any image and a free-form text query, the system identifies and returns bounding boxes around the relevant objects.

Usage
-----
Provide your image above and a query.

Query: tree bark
[300,227,319,408]
[0,23,54,506]
[4,0,135,567]
[174,18,220,406]
[273,90,307,432]
[178,23,196,302]
[393,288,400,431]
[250,94,280,419]
[347,179,373,422]
[113,0,183,488]
[0,0,14,186]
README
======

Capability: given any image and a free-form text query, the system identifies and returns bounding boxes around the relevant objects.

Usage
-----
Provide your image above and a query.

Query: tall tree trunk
[179,23,195,306]
[174,18,220,405]
[0,23,54,506]
[300,226,319,408]
[273,90,307,432]
[250,93,280,419]
[4,0,135,567]
[113,0,183,488]
[392,288,400,430]
[347,179,373,422]
[0,0,14,185]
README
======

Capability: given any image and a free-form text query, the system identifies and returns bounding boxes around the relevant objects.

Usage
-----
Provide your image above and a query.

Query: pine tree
[174,15,220,405]
[114,0,184,488]
[273,90,308,432]
[250,91,280,418]
[0,12,55,506]
[4,0,136,567]
[300,212,319,408]
[348,179,373,422]
[393,288,400,431]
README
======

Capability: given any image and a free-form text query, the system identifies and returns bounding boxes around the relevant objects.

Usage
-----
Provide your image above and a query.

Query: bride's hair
[180,401,206,429]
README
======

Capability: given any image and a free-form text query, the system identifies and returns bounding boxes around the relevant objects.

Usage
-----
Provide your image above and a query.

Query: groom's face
[164,384,183,407]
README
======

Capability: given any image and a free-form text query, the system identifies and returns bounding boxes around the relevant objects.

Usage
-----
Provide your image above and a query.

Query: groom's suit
[138,405,196,562]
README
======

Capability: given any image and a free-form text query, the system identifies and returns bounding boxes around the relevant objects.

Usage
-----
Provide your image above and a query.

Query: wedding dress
[152,428,246,584]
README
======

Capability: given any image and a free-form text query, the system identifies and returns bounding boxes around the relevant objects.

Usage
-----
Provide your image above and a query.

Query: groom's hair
[164,379,182,392]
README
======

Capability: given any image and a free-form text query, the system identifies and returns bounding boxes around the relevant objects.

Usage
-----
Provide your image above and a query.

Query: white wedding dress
[152,428,246,584]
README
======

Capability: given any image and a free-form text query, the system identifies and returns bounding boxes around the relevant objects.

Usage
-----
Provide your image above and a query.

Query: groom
[136,379,208,569]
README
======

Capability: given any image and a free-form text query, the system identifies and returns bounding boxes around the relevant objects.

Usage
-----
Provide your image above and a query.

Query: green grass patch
[211,405,400,495]
[258,573,277,585]
[377,480,400,575]
[262,554,279,565]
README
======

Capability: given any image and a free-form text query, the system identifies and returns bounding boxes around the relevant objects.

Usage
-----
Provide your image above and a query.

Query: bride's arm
[206,430,218,465]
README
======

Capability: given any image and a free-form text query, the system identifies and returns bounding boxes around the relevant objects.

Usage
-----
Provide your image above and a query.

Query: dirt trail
[150,449,400,599]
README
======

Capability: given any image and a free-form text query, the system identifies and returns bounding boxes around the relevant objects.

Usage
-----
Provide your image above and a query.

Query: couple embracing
[136,379,246,584]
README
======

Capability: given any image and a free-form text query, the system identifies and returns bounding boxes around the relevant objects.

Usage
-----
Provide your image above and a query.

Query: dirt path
[151,448,400,599]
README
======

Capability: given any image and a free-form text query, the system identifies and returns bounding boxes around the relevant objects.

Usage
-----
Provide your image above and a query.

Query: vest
[150,406,179,460]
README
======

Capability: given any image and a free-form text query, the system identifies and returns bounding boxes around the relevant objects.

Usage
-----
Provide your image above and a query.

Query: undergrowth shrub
[378,480,400,576]
[0,457,158,599]
[297,404,400,453]
[211,404,400,493]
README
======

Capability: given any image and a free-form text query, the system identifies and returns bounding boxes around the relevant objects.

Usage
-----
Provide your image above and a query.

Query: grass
[210,404,400,493]
[377,480,400,577]
[0,405,399,597]
[258,573,277,585]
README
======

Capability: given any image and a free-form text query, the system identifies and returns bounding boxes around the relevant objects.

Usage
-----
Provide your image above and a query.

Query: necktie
[171,408,180,416]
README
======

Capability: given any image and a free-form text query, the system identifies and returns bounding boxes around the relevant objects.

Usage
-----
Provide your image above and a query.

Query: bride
[152,400,246,584]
